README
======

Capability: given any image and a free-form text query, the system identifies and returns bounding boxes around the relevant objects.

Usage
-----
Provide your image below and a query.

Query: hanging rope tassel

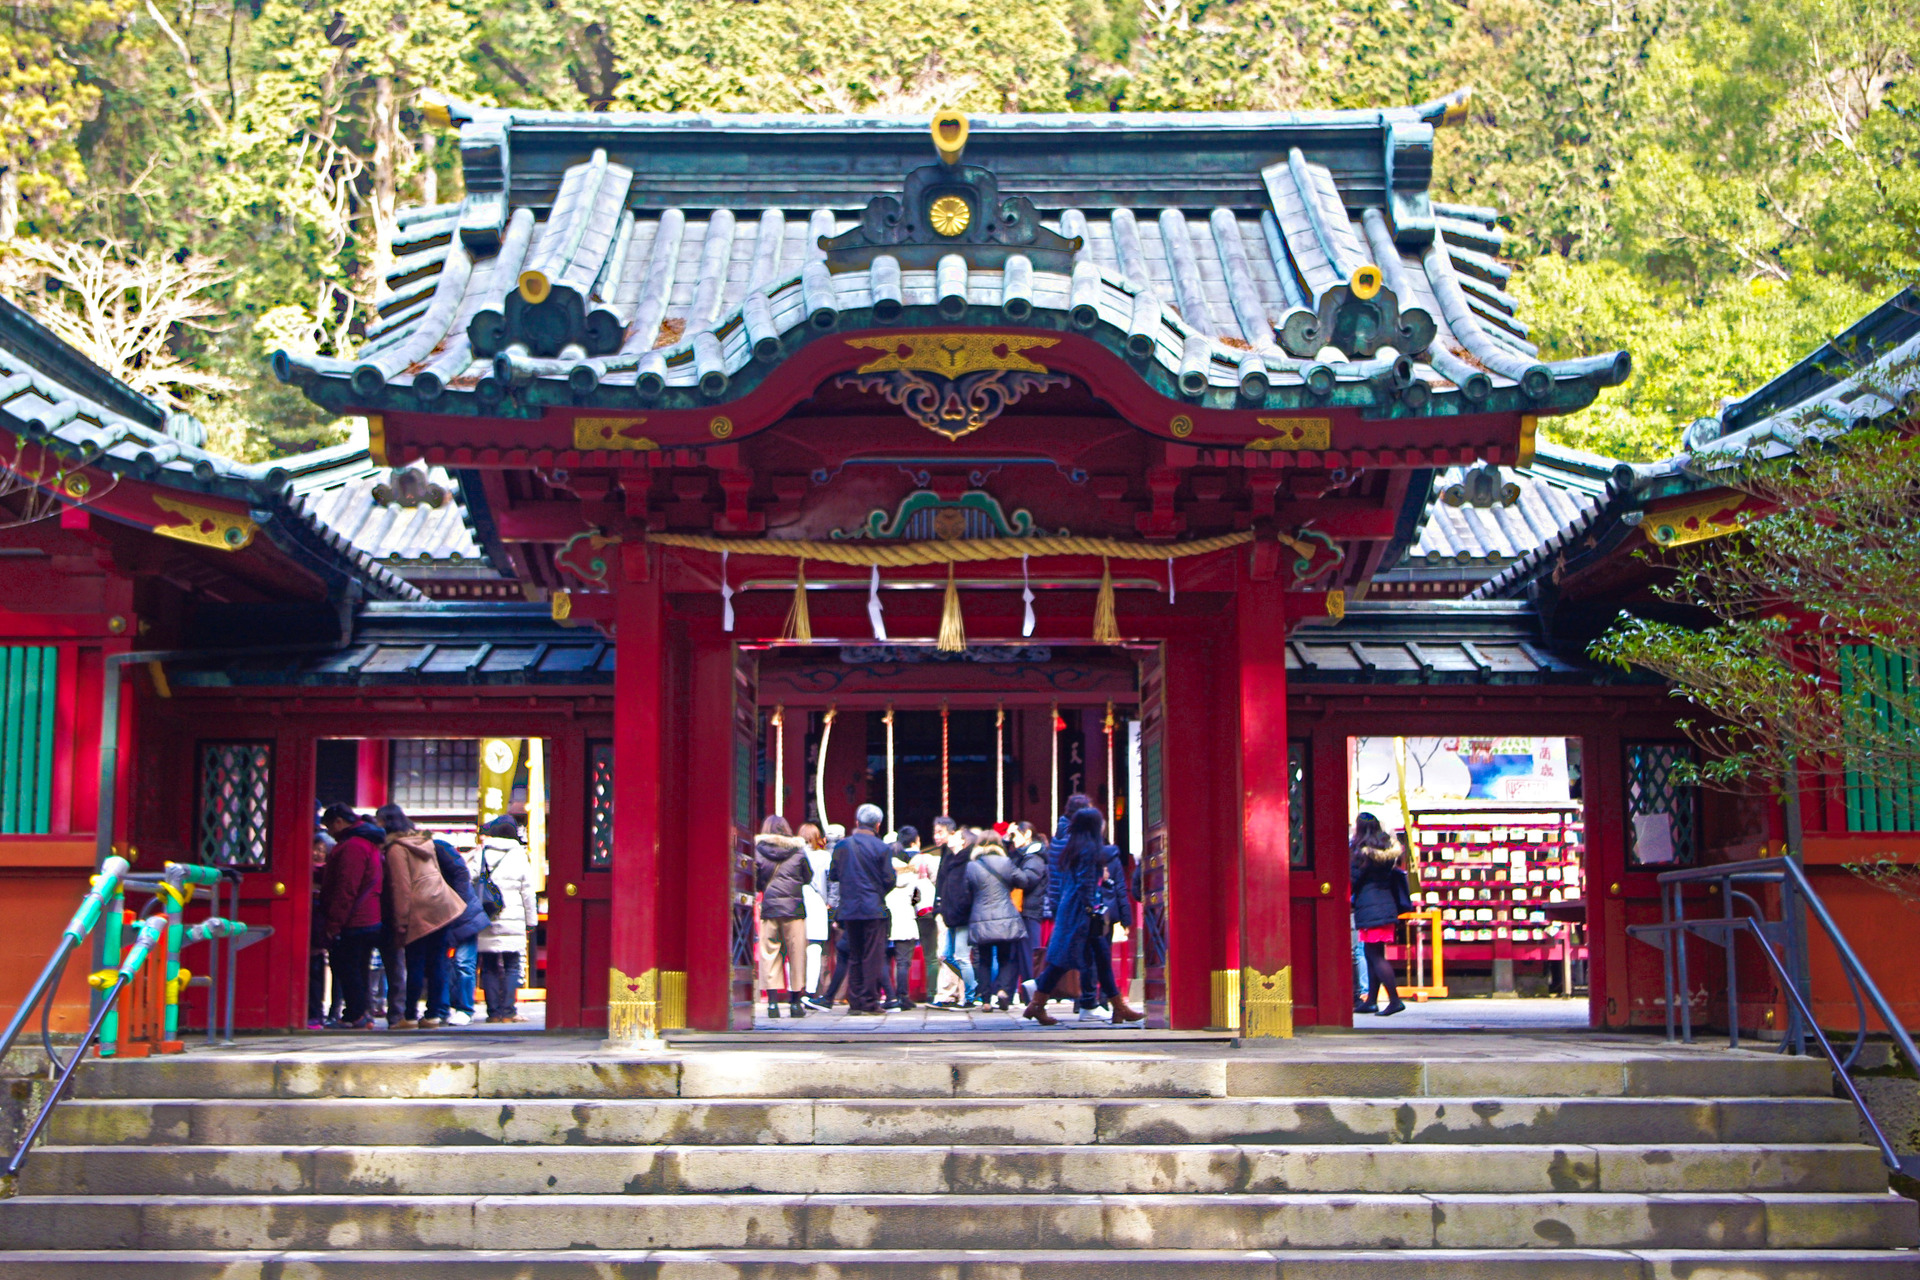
[1092,556,1120,643]
[937,562,966,652]
[783,558,812,643]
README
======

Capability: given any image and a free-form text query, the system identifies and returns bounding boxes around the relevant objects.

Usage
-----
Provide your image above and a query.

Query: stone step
[2,1192,1912,1252]
[48,1095,1863,1149]
[17,1143,1891,1197]
[2,1249,1919,1279]
[67,1053,1837,1102]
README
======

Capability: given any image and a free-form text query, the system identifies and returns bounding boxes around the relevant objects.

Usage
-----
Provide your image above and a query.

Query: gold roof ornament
[931,111,969,166]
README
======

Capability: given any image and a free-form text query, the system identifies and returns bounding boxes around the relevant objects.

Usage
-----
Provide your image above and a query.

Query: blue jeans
[1353,936,1369,1007]
[450,938,479,1015]
[405,929,449,1021]
[941,923,977,1002]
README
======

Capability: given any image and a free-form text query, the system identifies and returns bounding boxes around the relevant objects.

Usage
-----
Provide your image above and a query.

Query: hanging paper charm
[1166,556,1176,606]
[1021,554,1036,638]
[720,549,735,632]
[867,564,888,641]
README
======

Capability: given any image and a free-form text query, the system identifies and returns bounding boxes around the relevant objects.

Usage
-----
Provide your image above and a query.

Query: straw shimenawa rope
[644,529,1263,565]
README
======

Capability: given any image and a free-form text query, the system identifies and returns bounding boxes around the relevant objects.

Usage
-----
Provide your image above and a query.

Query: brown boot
[1111,997,1146,1024]
[1022,994,1058,1026]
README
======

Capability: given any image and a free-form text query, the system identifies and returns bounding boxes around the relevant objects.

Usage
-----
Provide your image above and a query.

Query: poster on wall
[1353,737,1571,823]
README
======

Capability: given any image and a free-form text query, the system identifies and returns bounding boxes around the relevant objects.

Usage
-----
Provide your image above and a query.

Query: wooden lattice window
[1625,742,1699,868]
[0,646,57,835]
[1289,739,1312,868]
[197,742,273,867]
[1839,644,1920,833]
[389,739,480,812]
[587,741,614,869]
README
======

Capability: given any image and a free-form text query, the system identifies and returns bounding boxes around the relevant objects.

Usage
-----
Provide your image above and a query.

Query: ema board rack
[1397,804,1588,967]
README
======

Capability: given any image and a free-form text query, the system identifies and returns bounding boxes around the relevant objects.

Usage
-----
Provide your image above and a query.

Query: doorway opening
[736,642,1159,1033]
[1344,734,1591,1031]
[311,736,552,1034]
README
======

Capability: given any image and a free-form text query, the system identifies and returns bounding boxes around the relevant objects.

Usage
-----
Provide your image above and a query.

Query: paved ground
[1350,996,1593,1032]
[299,995,1591,1044]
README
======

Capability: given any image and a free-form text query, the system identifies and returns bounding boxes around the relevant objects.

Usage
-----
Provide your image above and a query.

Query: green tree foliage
[0,0,1909,461]
[1594,422,1920,798]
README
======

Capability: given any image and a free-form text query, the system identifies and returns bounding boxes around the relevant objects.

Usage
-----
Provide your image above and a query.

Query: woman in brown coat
[379,805,466,1028]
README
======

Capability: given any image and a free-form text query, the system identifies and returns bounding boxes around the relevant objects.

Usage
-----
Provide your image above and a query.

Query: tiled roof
[276,98,1629,421]
[1379,443,1624,592]
[287,457,490,573]
[0,297,422,601]
[1680,285,1920,459]
[168,602,609,688]
[1288,600,1641,685]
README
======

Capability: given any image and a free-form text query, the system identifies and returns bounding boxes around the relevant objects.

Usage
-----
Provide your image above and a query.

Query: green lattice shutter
[1840,644,1920,833]
[0,646,57,835]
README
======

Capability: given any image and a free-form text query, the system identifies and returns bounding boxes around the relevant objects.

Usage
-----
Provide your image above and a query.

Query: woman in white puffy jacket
[473,815,540,1022]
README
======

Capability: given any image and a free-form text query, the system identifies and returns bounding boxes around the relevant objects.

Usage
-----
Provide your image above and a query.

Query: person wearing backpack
[474,815,540,1023]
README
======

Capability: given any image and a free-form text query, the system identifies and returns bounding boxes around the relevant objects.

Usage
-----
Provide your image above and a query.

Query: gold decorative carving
[1241,964,1294,1038]
[930,110,969,165]
[928,195,972,237]
[550,590,572,621]
[574,417,656,451]
[1169,414,1194,438]
[1326,588,1346,621]
[1249,417,1332,451]
[660,970,688,1030]
[847,333,1058,378]
[709,416,734,439]
[151,495,256,551]
[1648,495,1750,549]
[1210,969,1241,1031]
[608,966,660,1043]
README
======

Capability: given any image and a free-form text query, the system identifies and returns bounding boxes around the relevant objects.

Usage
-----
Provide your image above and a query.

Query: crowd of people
[755,793,1145,1026]
[309,804,539,1030]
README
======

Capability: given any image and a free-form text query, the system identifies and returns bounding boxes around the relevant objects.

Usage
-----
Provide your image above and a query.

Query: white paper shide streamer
[720,549,734,632]
[867,564,888,640]
[1021,554,1036,637]
[1167,556,1176,606]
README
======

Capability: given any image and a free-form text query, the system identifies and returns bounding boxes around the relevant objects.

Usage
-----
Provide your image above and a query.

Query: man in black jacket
[930,815,978,1007]
[829,804,894,1014]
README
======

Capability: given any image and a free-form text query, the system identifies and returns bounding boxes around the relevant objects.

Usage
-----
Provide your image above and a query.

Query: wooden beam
[494,502,595,543]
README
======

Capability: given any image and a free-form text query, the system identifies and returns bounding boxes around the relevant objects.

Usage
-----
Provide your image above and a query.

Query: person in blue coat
[1023,806,1142,1025]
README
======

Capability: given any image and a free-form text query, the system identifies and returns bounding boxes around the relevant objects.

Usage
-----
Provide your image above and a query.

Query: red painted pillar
[355,740,388,810]
[609,550,666,1043]
[1237,578,1294,1036]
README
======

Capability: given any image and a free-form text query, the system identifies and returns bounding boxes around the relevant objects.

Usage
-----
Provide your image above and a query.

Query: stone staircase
[0,1041,1914,1276]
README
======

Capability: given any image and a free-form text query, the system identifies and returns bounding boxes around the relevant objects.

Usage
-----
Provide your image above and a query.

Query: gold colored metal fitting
[518,270,551,305]
[1441,88,1474,128]
[931,111,969,165]
[419,92,454,129]
[1349,265,1383,300]
[929,195,971,237]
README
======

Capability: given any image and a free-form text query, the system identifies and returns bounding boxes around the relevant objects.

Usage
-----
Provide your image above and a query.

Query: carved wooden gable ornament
[820,112,1084,273]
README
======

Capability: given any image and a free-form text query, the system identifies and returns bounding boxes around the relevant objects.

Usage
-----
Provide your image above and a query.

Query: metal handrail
[0,861,270,1196]
[0,915,167,1197]
[1627,855,1920,1174]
